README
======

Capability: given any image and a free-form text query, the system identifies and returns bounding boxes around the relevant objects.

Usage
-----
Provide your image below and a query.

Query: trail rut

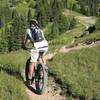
[25,77,66,100]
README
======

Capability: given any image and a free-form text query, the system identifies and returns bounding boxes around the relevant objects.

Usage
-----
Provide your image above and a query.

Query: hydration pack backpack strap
[30,26,44,42]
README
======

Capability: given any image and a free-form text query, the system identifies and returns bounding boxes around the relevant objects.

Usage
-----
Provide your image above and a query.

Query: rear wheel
[35,64,48,94]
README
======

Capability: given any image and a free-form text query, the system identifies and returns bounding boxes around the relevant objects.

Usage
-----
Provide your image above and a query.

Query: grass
[74,31,100,44]
[0,50,29,100]
[0,71,29,100]
[47,46,100,99]
[63,9,84,17]
[0,38,100,100]
[0,50,29,69]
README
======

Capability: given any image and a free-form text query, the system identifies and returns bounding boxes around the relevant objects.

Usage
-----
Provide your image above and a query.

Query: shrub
[96,16,100,31]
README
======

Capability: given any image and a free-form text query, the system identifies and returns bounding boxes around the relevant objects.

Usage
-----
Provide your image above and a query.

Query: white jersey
[26,28,48,51]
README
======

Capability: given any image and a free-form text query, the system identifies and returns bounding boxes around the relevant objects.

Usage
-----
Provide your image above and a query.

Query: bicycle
[25,50,48,94]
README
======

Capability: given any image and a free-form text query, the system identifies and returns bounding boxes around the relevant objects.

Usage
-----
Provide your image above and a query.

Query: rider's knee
[30,62,35,66]
[42,55,47,61]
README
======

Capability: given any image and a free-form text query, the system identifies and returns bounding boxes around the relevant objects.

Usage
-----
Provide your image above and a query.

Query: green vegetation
[0,50,28,69]
[63,0,100,16]
[74,31,100,45]
[0,50,29,100]
[0,71,28,100]
[16,1,29,17]
[0,0,100,99]
[0,0,77,53]
[47,46,100,99]
[0,0,35,52]
[96,16,100,31]
[48,22,85,52]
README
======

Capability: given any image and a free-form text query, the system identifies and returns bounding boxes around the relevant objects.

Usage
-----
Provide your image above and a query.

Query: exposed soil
[25,77,66,100]
[59,41,100,53]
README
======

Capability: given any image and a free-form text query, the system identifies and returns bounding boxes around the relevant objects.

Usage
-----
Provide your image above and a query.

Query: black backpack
[30,26,44,42]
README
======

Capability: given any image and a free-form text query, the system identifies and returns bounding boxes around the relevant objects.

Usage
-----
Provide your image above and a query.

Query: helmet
[30,19,38,26]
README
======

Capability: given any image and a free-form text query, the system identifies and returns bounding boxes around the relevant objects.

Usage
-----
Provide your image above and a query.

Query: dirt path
[46,41,100,60]
[75,16,96,28]
[25,77,66,100]
[60,41,100,53]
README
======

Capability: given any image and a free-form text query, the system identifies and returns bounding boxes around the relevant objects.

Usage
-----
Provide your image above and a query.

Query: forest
[0,0,100,100]
[0,0,100,53]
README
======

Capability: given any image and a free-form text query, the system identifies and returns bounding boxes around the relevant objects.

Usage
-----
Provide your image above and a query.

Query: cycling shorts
[30,40,48,62]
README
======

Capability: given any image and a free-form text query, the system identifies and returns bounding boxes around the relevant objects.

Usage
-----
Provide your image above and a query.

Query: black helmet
[30,19,38,26]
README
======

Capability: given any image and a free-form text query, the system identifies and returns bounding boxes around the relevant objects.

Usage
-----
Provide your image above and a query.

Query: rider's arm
[22,29,29,49]
[41,30,45,40]
[24,34,28,46]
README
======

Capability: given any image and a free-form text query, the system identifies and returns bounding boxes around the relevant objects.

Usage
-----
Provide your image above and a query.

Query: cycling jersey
[26,26,48,62]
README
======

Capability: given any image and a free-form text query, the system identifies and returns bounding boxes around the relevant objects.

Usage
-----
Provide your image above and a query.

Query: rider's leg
[41,54,47,65]
[29,62,36,80]
[27,49,39,85]
[40,49,48,65]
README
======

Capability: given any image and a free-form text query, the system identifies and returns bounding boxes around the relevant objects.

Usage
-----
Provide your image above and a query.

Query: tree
[11,0,19,5]
[35,0,48,27]
[12,8,19,19]
[78,0,99,16]
[62,0,68,8]
[67,0,77,10]
[50,0,62,20]
[0,15,5,28]
[27,8,33,23]
[42,0,51,22]
[96,16,100,31]
[11,15,27,51]
[4,3,12,22]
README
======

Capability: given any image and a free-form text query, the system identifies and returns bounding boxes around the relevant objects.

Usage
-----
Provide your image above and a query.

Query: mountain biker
[22,19,48,85]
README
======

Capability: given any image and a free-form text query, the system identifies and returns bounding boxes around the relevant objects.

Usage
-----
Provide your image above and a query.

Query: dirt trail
[25,77,66,100]
[60,41,100,53]
[75,16,96,28]
[46,41,100,59]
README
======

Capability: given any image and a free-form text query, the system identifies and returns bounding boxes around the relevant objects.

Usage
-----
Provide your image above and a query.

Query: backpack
[30,26,44,42]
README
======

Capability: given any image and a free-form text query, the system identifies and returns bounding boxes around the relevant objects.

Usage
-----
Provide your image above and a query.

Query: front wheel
[35,64,48,94]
